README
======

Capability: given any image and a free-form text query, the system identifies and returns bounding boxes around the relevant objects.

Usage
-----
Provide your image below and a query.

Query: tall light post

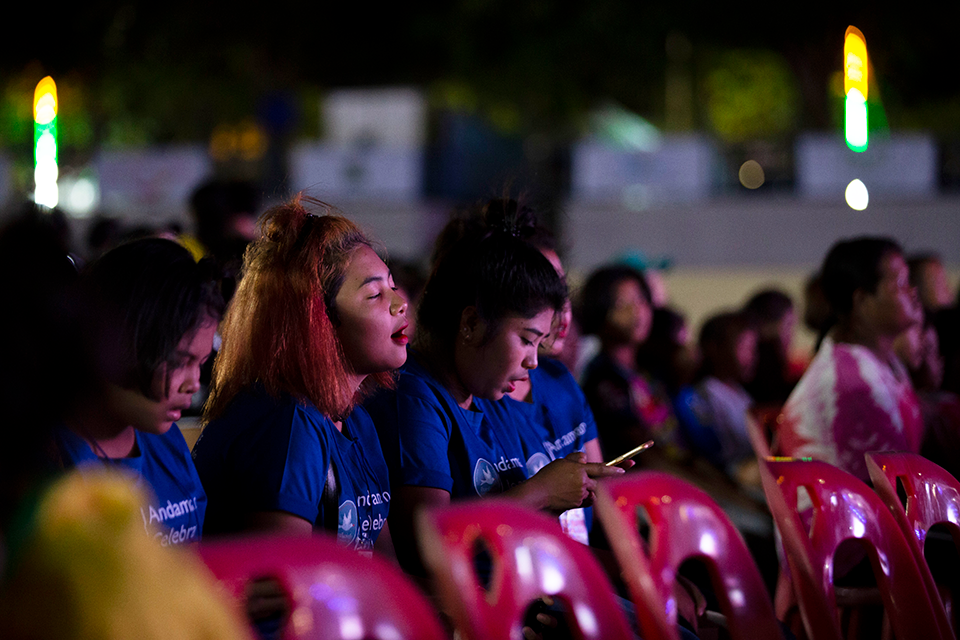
[33,76,59,208]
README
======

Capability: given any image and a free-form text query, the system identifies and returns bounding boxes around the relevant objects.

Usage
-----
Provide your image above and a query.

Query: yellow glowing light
[738,160,765,189]
[845,179,869,210]
[33,76,58,125]
[844,27,868,100]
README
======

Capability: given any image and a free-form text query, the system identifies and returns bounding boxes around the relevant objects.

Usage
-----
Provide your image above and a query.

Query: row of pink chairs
[194,452,960,640]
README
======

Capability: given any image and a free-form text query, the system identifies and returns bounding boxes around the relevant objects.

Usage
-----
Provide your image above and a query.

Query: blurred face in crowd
[538,249,572,357]
[334,245,409,383]
[735,328,759,383]
[860,252,922,338]
[916,259,954,312]
[605,278,653,346]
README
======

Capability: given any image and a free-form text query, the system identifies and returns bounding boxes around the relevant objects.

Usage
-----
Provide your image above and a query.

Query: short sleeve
[393,376,456,492]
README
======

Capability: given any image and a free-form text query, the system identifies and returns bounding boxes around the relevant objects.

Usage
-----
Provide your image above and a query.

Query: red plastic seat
[866,451,960,555]
[866,451,960,636]
[594,471,784,640]
[760,458,950,640]
[196,533,448,640]
[417,499,634,640]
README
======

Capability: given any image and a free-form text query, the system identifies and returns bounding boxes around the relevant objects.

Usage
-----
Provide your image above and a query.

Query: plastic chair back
[866,451,960,549]
[417,499,634,640]
[594,471,783,640]
[867,451,960,637]
[196,533,448,640]
[761,458,949,640]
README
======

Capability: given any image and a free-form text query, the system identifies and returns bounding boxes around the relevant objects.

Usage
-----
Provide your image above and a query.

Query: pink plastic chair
[866,451,960,635]
[760,458,950,640]
[866,451,960,557]
[417,499,635,640]
[196,533,448,640]
[594,471,784,640]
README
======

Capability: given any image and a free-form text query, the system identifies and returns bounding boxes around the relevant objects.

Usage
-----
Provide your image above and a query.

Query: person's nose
[523,350,538,370]
[391,289,408,316]
[180,364,202,396]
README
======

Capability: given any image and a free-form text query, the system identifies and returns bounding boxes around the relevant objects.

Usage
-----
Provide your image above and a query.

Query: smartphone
[605,440,655,466]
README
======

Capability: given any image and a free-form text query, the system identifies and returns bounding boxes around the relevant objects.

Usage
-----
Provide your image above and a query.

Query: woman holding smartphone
[365,202,625,576]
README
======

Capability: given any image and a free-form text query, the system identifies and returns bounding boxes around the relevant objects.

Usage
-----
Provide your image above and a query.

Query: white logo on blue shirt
[526,452,551,476]
[338,500,359,546]
[473,458,502,496]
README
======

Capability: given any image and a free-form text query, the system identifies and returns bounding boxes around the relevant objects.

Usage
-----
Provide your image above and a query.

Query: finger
[522,626,541,640]
[584,462,627,477]
[537,613,558,628]
[564,451,586,463]
[617,459,636,470]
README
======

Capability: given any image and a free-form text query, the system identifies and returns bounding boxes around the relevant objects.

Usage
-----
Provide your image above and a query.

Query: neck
[446,368,474,410]
[68,400,137,459]
[416,345,474,410]
[832,320,897,363]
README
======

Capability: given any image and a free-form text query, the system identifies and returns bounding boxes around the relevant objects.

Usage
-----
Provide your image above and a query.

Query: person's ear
[458,306,484,346]
[851,287,870,316]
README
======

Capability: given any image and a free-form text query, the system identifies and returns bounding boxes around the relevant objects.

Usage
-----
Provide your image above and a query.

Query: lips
[505,376,529,393]
[166,404,191,423]
[391,324,409,345]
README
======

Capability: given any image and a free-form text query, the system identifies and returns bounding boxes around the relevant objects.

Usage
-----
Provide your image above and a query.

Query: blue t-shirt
[476,358,599,476]
[192,388,390,551]
[55,426,206,547]
[476,358,601,543]
[365,352,527,499]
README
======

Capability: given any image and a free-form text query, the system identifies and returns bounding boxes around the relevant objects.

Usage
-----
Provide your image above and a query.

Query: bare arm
[374,520,398,564]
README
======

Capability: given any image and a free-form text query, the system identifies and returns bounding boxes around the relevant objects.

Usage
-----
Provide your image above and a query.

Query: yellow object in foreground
[0,470,251,640]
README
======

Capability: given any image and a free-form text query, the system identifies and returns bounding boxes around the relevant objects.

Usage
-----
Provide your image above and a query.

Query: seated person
[676,312,758,483]
[193,196,407,553]
[896,313,960,480]
[55,238,223,547]
[778,237,924,482]
[472,203,605,544]
[364,201,625,578]
[578,265,686,465]
[743,289,804,406]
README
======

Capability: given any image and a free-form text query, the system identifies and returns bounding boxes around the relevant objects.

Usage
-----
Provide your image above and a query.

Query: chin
[136,421,173,437]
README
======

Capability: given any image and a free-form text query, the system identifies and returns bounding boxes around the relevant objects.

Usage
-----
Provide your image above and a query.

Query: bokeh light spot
[738,160,765,189]
[845,179,869,210]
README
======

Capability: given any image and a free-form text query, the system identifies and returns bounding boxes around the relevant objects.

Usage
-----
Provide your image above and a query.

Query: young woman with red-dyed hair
[192,196,408,552]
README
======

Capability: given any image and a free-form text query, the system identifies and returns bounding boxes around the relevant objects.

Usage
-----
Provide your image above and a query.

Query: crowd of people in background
[2,179,959,638]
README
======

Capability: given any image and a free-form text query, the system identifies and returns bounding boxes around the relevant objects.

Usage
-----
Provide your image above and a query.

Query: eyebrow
[522,327,546,337]
[360,270,394,288]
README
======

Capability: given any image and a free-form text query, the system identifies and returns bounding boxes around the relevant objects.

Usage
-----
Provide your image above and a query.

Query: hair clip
[500,218,521,238]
